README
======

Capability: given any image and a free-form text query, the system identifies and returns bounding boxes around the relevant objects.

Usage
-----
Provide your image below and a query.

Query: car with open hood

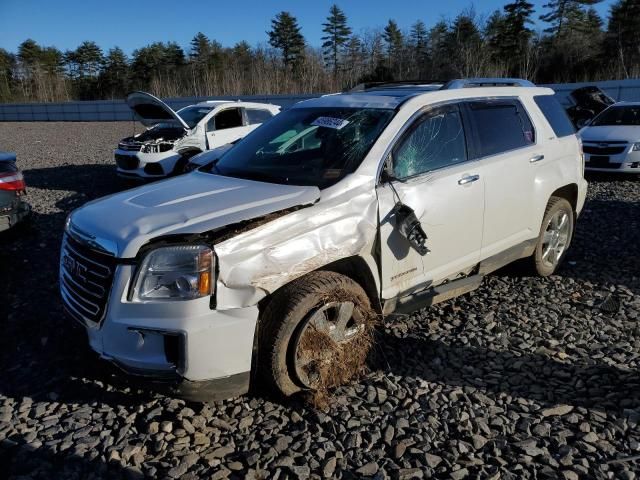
[578,102,640,173]
[0,152,30,232]
[565,85,615,129]
[115,92,280,179]
[61,79,587,402]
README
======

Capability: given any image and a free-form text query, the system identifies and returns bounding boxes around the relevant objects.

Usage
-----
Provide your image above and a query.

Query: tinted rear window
[534,95,575,137]
[467,100,535,158]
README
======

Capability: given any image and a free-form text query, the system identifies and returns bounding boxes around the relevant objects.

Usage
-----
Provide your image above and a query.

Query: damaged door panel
[376,103,484,299]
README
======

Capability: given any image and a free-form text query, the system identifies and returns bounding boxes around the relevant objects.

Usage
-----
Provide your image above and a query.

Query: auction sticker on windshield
[311,117,350,130]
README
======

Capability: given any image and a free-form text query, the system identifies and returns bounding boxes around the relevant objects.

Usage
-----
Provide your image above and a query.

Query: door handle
[530,154,545,163]
[458,174,480,185]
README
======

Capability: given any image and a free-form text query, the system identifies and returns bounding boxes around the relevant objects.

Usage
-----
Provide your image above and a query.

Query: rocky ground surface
[0,121,639,479]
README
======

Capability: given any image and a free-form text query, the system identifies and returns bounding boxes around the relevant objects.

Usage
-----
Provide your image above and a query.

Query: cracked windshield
[211,107,394,188]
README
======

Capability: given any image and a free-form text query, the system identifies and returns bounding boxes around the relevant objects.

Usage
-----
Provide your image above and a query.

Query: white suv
[60,79,587,401]
[115,92,280,179]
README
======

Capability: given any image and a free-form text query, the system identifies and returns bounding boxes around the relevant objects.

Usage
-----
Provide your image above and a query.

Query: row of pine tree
[1,0,639,103]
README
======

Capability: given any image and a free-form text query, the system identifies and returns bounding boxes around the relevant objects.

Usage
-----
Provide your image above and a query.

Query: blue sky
[0,0,616,55]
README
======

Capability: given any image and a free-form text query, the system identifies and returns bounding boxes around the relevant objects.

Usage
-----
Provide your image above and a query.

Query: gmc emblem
[63,254,88,283]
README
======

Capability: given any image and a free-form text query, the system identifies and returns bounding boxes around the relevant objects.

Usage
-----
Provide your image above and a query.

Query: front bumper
[107,359,251,402]
[0,195,31,232]
[64,263,259,402]
[114,149,181,179]
[583,144,640,173]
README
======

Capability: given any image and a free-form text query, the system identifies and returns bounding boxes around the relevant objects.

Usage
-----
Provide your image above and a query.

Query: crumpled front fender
[214,179,379,309]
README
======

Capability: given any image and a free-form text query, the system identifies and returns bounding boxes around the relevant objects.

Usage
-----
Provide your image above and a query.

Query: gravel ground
[0,121,639,480]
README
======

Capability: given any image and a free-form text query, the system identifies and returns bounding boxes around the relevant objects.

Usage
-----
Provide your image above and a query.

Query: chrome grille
[583,144,627,155]
[60,233,116,327]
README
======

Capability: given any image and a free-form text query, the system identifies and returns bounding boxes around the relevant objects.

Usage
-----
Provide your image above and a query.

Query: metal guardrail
[1,80,639,122]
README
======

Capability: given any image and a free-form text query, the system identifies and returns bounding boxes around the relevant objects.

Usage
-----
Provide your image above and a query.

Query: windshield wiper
[235,170,290,185]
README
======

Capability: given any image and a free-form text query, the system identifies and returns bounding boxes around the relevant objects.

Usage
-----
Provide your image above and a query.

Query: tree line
[1,0,639,103]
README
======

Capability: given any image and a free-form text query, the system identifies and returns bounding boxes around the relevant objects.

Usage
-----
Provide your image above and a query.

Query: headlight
[632,143,640,151]
[132,245,214,301]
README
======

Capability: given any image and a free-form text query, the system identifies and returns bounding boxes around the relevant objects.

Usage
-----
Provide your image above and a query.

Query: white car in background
[579,102,640,173]
[115,92,280,179]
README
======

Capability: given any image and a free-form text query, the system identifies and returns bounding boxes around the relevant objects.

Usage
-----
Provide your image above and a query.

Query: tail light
[0,171,26,191]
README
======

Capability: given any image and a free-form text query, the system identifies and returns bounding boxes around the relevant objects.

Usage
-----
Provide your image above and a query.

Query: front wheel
[530,197,574,276]
[258,271,375,398]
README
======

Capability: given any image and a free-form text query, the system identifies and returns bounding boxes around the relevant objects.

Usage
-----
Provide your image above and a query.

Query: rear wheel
[530,197,574,276]
[258,271,375,397]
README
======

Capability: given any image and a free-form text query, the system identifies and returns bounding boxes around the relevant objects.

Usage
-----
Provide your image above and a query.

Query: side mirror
[393,203,429,256]
[380,156,395,183]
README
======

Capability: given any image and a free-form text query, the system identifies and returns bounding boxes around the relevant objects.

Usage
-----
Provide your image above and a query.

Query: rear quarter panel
[521,95,583,234]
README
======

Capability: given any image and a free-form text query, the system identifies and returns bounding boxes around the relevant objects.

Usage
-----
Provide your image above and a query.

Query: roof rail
[348,80,446,92]
[441,78,535,90]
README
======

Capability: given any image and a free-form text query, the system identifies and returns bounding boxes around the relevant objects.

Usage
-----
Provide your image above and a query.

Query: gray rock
[471,434,488,450]
[425,453,443,468]
[210,446,234,458]
[541,405,574,417]
[160,421,173,433]
[398,468,424,479]
[322,457,337,478]
[356,462,378,476]
[450,469,469,480]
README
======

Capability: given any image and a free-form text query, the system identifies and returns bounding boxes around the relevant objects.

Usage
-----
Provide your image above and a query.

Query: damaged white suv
[61,79,587,401]
[115,92,280,179]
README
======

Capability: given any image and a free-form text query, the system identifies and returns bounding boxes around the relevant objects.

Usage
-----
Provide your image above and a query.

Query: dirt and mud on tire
[259,271,378,409]
[294,290,377,408]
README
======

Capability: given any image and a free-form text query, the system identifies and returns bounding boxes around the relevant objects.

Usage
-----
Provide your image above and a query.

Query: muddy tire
[258,271,375,397]
[529,196,574,277]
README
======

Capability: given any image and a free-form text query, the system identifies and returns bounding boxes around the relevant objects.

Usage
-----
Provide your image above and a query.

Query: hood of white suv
[127,91,190,129]
[70,173,320,258]
[579,125,640,142]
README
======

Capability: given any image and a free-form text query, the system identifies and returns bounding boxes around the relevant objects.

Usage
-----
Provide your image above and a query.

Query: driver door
[376,103,485,300]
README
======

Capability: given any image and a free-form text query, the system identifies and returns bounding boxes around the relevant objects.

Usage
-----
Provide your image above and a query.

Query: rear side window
[466,100,535,158]
[246,109,273,125]
[534,95,575,137]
